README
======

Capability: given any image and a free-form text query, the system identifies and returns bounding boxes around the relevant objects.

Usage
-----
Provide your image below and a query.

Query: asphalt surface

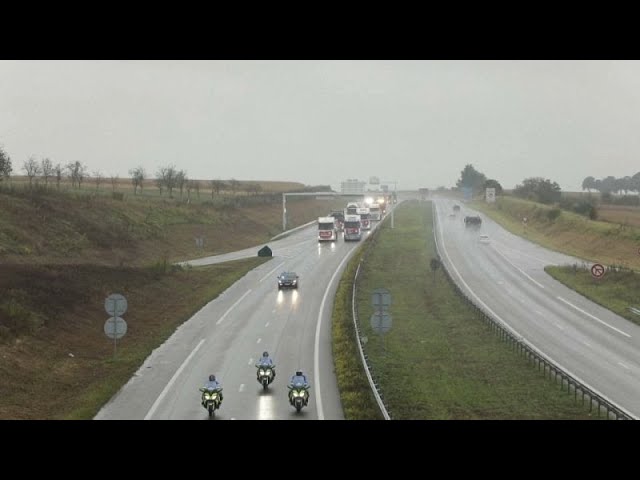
[95,216,385,420]
[433,197,640,418]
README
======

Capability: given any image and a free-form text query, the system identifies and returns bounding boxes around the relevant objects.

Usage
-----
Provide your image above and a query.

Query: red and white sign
[591,263,605,279]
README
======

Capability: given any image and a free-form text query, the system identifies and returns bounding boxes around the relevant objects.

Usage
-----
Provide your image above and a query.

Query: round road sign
[105,294,127,317]
[104,316,127,339]
[591,263,605,279]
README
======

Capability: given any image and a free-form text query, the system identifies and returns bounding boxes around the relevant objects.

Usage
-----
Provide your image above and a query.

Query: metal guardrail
[629,307,640,317]
[431,201,635,420]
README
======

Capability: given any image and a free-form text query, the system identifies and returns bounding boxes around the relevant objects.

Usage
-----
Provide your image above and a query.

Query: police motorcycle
[287,379,310,412]
[199,384,223,418]
[256,363,276,390]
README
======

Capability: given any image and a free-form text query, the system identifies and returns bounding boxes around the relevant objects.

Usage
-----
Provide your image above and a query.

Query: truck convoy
[329,210,345,231]
[356,207,371,230]
[345,202,359,216]
[368,203,381,221]
[343,214,362,241]
[318,216,339,242]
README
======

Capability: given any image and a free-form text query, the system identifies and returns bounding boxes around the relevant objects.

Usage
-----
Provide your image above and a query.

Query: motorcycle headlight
[259,369,266,375]
[293,390,303,397]
[203,393,211,399]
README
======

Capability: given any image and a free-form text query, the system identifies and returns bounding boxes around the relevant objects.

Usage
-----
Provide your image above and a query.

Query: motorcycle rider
[201,374,223,406]
[256,351,275,380]
[288,370,309,405]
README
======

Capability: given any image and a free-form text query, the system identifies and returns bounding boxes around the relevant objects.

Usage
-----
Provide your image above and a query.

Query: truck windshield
[344,221,360,228]
[319,222,335,230]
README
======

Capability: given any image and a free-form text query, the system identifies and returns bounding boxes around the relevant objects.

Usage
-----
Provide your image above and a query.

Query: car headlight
[292,280,297,284]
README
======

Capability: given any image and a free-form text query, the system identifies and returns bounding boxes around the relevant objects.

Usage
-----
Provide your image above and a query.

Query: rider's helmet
[209,374,216,382]
[263,351,269,357]
[296,371,302,377]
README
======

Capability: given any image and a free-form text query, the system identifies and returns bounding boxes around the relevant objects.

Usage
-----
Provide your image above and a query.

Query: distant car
[479,234,490,244]
[277,272,299,289]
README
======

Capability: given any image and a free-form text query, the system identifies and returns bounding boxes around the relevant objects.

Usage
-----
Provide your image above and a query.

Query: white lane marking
[556,296,631,338]
[535,310,544,315]
[216,289,252,325]
[582,341,592,347]
[618,362,630,370]
[144,338,206,420]
[493,240,556,266]
[555,323,565,331]
[259,262,286,283]
[248,358,254,365]
[256,338,261,344]
[239,383,246,392]
[315,247,356,421]
[265,322,270,327]
[490,245,546,289]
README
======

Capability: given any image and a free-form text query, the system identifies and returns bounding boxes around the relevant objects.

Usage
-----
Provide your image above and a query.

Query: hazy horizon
[2,60,640,192]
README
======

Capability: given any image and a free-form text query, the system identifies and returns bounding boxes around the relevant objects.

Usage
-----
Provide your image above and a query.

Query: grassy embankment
[339,200,595,419]
[0,183,345,418]
[471,195,640,329]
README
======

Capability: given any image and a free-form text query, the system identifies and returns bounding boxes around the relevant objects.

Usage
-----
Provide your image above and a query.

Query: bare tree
[23,156,41,187]
[41,158,54,187]
[110,175,118,192]
[210,179,224,198]
[66,161,87,189]
[176,170,187,199]
[54,163,63,189]
[0,145,12,183]
[156,165,178,197]
[129,166,146,195]
[93,171,103,190]
[155,166,167,196]
[186,180,195,202]
[193,180,200,199]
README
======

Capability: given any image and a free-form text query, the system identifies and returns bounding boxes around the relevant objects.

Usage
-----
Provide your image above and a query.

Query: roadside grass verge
[471,196,640,271]
[331,238,384,420]
[355,200,595,419]
[545,265,640,327]
[0,257,269,419]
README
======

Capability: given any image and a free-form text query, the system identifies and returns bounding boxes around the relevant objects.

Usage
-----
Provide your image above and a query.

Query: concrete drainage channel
[431,202,635,420]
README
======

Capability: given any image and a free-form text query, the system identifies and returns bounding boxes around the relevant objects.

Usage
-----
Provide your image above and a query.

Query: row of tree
[456,164,504,195]
[582,173,640,195]
[456,164,564,205]
[1,145,328,201]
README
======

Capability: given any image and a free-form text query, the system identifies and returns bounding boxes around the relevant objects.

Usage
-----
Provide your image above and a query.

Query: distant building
[341,179,366,195]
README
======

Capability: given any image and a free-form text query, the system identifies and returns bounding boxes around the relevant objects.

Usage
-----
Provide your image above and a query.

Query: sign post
[105,293,128,357]
[371,288,392,354]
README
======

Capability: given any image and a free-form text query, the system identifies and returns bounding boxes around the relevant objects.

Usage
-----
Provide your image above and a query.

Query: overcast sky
[1,60,639,192]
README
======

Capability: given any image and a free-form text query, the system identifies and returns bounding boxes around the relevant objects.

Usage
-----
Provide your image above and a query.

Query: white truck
[343,214,362,241]
[345,202,359,216]
[368,203,381,221]
[356,207,371,230]
[317,216,339,242]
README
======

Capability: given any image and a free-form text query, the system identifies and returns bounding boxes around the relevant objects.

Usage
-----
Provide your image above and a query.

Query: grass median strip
[351,200,594,419]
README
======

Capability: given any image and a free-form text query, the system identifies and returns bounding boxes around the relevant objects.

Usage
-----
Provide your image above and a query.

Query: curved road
[95,217,383,420]
[433,197,640,418]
